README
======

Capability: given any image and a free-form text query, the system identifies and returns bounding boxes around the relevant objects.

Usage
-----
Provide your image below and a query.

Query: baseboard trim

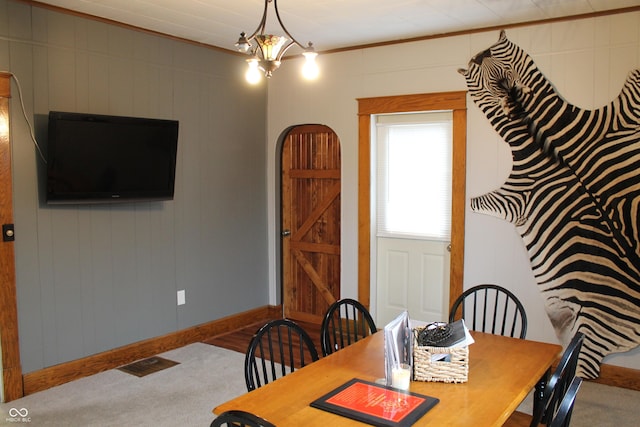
[22,305,282,396]
[593,363,640,391]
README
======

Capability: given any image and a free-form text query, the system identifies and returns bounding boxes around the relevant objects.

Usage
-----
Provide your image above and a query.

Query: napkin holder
[383,310,412,387]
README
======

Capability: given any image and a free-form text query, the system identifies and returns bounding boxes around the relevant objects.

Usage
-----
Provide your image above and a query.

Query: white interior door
[376,238,450,325]
[373,111,453,326]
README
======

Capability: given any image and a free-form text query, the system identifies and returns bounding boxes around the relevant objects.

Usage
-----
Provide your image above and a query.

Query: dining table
[213,330,561,426]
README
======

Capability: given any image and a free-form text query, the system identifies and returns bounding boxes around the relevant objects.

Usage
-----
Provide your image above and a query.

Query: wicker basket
[412,330,469,383]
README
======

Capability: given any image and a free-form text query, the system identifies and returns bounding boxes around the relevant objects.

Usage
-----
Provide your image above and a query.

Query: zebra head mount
[458,30,532,120]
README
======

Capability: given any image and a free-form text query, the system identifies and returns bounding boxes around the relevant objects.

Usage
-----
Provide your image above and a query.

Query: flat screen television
[46,111,179,204]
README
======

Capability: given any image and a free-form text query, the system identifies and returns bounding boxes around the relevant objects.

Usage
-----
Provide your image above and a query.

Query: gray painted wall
[1,0,268,374]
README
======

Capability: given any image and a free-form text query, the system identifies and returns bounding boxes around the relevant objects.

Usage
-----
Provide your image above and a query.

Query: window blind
[375,111,453,240]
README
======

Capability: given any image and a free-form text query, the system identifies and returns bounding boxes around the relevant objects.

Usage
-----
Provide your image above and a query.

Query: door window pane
[376,112,452,240]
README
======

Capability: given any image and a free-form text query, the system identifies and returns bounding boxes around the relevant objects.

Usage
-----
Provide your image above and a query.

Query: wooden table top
[213,331,561,426]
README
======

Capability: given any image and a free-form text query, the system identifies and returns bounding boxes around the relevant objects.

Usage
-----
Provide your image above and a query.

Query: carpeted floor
[0,343,247,426]
[1,343,638,426]
[516,379,640,426]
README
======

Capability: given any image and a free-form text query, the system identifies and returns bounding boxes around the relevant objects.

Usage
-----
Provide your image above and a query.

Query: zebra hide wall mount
[459,30,640,380]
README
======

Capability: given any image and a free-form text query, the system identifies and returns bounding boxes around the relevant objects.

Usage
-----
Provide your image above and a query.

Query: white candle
[391,364,411,390]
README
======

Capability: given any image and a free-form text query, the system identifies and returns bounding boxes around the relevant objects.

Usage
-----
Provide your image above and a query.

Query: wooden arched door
[281,125,341,324]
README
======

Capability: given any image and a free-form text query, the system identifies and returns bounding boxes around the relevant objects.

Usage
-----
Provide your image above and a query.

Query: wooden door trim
[0,72,23,401]
[357,91,467,312]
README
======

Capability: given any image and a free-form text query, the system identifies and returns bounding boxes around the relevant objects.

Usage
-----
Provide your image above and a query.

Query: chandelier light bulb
[245,58,262,84]
[302,51,319,80]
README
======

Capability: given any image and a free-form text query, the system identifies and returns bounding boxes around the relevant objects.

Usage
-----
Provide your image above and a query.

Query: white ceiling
[33,0,640,55]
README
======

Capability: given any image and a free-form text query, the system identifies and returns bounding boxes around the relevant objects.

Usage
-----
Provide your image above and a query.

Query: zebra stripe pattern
[458,30,640,379]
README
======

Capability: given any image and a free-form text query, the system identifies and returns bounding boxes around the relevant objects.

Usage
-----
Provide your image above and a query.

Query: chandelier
[235,0,319,84]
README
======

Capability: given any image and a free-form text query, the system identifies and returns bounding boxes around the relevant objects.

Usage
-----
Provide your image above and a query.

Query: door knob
[282,229,291,237]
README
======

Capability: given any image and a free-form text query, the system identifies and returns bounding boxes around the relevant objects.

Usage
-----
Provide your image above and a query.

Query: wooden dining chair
[244,319,319,391]
[504,332,585,427]
[320,298,377,356]
[449,284,527,339]
[548,376,582,427]
[210,410,276,427]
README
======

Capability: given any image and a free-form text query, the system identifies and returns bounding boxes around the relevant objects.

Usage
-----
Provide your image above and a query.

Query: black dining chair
[244,319,319,391]
[548,376,583,427]
[449,284,527,339]
[320,298,377,356]
[534,332,585,426]
[210,410,276,427]
[504,331,585,427]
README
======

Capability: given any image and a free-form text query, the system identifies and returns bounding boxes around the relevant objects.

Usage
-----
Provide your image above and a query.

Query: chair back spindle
[450,284,527,339]
[320,298,377,356]
[244,319,319,391]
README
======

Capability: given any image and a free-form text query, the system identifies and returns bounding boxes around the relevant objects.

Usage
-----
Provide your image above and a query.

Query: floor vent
[118,356,179,377]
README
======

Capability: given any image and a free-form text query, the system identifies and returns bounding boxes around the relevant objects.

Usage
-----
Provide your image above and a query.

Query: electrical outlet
[177,290,185,305]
